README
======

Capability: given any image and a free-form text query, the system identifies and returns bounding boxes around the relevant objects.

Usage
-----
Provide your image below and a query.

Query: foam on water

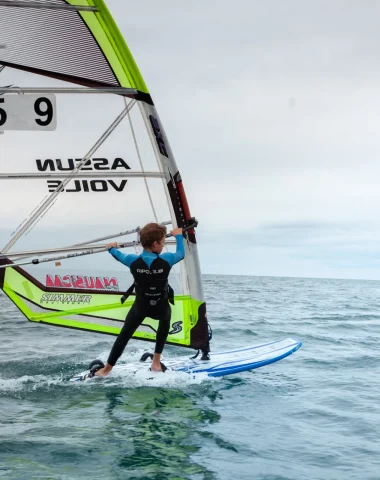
[0,374,64,393]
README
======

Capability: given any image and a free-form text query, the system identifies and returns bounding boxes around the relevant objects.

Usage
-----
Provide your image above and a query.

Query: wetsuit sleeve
[160,234,185,267]
[108,247,138,268]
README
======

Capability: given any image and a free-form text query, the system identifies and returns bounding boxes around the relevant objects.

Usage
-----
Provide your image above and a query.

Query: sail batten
[0,1,98,11]
[0,87,138,94]
[0,172,165,180]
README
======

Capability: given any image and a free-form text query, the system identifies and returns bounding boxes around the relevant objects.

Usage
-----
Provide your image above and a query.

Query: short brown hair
[140,223,167,248]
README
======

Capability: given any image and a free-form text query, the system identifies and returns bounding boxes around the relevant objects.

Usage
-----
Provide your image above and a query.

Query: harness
[121,255,175,306]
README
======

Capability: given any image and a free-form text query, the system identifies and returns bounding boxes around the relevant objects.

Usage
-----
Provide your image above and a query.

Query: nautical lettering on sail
[46,180,127,193]
[35,158,130,193]
[36,158,131,171]
[149,115,168,158]
[46,274,119,291]
[40,293,92,304]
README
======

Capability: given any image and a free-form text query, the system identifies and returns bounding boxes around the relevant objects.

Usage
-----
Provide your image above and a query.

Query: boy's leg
[151,305,171,371]
[95,303,144,376]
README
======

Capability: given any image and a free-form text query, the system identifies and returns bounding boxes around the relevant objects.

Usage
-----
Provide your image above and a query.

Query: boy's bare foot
[94,367,109,377]
[151,361,167,372]
[93,363,112,377]
[151,364,162,371]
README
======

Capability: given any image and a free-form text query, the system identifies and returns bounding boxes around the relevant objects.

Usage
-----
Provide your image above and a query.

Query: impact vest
[121,255,174,306]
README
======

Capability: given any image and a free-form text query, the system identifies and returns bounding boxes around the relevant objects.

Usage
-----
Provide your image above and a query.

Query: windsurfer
[94,223,184,376]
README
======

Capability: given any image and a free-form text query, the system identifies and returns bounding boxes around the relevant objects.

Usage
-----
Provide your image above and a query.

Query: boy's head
[140,223,167,253]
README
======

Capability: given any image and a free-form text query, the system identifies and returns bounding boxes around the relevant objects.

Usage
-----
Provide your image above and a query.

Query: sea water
[1,275,379,480]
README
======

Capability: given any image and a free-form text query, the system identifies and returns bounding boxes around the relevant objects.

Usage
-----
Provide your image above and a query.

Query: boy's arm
[107,243,137,268]
[172,234,185,264]
[161,230,185,267]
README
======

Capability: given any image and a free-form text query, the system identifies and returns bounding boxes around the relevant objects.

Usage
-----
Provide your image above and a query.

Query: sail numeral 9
[34,97,53,126]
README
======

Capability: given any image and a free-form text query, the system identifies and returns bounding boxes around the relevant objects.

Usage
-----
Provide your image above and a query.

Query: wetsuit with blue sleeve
[108,235,185,270]
[107,234,185,366]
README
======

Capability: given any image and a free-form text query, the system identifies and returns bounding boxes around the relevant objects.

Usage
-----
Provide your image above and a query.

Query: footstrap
[140,352,154,362]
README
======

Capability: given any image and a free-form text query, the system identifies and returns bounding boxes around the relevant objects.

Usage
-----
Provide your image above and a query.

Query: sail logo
[169,321,183,335]
[36,158,130,171]
[136,269,164,274]
[40,293,92,304]
[46,274,119,291]
[149,115,168,158]
[46,179,127,193]
[36,158,130,193]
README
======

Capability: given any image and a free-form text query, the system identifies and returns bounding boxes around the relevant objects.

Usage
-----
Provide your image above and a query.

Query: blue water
[1,275,380,480]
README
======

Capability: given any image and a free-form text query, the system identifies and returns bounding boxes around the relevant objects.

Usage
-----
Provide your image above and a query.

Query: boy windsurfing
[94,223,184,376]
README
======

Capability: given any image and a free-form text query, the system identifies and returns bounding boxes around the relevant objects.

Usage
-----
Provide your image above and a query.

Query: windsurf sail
[0,0,210,355]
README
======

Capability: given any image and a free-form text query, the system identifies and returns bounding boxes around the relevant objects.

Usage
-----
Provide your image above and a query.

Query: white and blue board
[70,338,302,382]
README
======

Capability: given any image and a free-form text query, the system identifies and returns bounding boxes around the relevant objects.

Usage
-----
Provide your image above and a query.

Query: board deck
[70,338,302,382]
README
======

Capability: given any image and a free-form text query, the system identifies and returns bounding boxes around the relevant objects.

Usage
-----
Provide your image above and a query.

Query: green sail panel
[0,261,205,349]
[68,0,149,93]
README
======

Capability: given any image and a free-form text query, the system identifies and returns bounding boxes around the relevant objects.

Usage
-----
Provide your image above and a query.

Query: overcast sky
[104,0,380,280]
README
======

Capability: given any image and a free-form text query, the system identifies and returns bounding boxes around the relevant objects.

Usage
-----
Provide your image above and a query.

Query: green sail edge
[67,0,149,93]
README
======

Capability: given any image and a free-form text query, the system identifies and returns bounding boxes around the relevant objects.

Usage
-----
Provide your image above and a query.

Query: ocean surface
[1,274,380,480]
